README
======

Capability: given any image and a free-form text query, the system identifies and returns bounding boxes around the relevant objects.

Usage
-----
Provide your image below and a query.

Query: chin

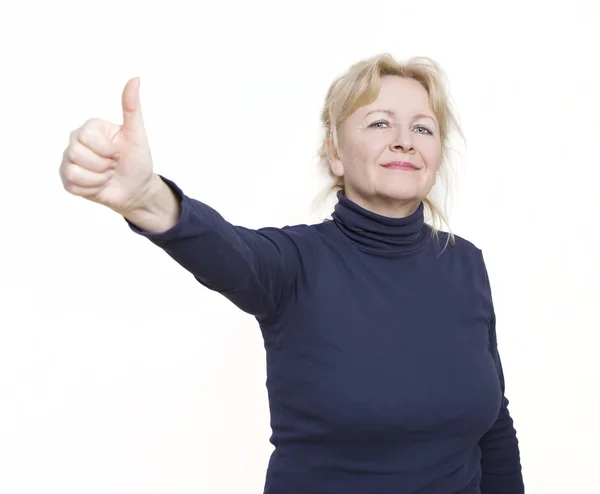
[376,184,423,204]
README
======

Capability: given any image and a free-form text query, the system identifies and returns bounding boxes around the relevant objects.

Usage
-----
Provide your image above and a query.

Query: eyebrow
[365,109,438,123]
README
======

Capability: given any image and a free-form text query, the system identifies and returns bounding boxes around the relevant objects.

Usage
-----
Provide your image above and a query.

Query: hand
[59,77,157,215]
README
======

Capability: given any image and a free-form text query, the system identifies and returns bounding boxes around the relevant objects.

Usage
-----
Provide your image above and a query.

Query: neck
[331,190,429,256]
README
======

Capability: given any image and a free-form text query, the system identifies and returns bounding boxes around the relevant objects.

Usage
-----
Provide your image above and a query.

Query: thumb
[121,77,146,141]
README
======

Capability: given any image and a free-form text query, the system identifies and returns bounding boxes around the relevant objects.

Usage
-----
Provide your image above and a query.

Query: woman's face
[328,75,442,218]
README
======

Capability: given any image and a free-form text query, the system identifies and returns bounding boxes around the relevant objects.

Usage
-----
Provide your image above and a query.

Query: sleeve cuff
[123,175,190,242]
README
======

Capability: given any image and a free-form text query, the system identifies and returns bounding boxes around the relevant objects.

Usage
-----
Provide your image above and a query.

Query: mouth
[381,161,419,171]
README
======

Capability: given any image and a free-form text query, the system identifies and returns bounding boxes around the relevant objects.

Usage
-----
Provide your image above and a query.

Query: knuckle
[79,125,96,143]
[80,119,104,140]
[64,143,79,163]
[62,178,74,193]
[62,163,77,183]
[83,117,102,128]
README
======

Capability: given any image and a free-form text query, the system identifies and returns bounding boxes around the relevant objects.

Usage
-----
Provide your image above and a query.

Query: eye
[414,125,433,135]
[368,121,434,135]
[368,120,390,129]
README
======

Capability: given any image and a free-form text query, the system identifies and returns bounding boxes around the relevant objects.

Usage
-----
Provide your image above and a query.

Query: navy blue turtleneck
[125,176,524,494]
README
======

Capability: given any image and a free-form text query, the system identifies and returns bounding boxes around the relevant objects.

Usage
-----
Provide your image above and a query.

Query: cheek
[342,144,374,174]
[423,142,442,173]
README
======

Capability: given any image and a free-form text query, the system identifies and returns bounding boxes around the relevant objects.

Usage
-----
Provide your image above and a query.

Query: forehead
[361,76,432,116]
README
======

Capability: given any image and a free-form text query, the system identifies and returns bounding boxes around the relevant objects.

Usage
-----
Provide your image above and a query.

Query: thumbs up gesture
[60,78,156,215]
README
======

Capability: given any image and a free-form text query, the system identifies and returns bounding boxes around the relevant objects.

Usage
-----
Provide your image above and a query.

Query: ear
[325,138,344,178]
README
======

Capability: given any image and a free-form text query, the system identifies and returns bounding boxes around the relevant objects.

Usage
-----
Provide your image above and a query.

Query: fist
[60,77,156,214]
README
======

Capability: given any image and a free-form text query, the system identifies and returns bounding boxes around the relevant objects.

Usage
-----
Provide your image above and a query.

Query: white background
[1,0,599,492]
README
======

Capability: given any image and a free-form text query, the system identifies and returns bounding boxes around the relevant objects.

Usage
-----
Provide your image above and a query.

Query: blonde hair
[315,53,465,245]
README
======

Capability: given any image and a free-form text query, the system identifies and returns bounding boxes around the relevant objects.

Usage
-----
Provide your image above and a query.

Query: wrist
[122,174,181,233]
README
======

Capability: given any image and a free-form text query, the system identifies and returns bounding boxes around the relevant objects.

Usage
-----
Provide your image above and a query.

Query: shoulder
[256,221,322,241]
[256,216,337,241]
[450,232,483,256]
[427,228,482,255]
[430,229,487,274]
[250,222,327,262]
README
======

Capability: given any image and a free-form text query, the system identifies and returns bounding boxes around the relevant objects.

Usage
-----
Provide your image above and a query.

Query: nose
[390,127,414,152]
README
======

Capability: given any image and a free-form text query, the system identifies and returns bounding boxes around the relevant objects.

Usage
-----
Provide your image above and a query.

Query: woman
[59,53,524,494]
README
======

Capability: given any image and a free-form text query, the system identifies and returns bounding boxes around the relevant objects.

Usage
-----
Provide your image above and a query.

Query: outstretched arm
[124,175,307,323]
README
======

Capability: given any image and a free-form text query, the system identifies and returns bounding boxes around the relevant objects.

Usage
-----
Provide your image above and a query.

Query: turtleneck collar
[330,191,429,255]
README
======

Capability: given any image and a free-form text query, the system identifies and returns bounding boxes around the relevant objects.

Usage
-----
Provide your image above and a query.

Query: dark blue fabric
[126,176,524,494]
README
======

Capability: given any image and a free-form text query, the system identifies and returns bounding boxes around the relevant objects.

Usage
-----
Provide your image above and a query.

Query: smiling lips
[382,161,419,170]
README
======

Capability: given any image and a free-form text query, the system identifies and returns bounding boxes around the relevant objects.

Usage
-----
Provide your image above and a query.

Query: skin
[60,78,181,233]
[326,75,442,218]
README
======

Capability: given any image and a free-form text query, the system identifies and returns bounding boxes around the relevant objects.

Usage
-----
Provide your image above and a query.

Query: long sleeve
[479,253,525,493]
[124,175,308,323]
